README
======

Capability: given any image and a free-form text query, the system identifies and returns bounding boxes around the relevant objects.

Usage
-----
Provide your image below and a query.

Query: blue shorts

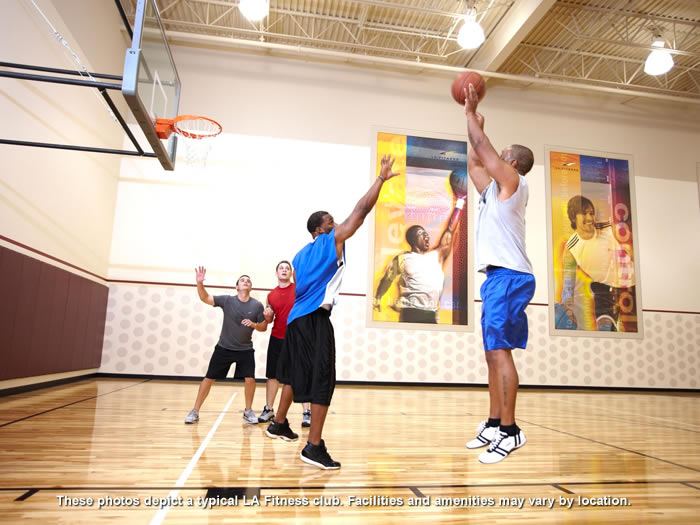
[480,267,536,351]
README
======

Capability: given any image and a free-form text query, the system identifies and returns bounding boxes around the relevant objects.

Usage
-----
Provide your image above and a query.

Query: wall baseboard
[3,372,697,396]
[0,373,99,397]
[96,372,699,394]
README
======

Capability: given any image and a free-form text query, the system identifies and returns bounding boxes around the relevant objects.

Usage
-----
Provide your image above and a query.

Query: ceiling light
[457,9,485,50]
[239,0,269,22]
[644,37,674,76]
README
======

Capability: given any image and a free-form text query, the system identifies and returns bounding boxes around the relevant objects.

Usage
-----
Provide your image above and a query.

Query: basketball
[451,70,486,105]
[449,168,469,198]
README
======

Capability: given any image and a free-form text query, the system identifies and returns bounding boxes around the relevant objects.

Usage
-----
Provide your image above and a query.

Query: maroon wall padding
[0,245,109,381]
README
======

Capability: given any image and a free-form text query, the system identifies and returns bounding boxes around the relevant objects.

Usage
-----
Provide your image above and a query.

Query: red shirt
[268,284,296,339]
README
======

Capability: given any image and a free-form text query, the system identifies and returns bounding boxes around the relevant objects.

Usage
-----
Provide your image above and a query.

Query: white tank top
[476,175,533,274]
[396,251,445,311]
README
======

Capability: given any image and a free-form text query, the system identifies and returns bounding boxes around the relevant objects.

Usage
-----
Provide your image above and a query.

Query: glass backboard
[122,0,181,170]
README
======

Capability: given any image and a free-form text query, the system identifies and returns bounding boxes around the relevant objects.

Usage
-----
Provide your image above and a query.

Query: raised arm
[466,115,492,195]
[464,85,519,198]
[373,255,400,311]
[195,266,214,306]
[334,155,400,253]
[435,199,465,265]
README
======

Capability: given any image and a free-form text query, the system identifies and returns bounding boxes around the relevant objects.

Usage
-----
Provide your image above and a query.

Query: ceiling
[117,0,700,102]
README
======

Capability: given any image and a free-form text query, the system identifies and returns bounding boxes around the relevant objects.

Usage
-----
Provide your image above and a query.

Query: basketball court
[1,0,699,523]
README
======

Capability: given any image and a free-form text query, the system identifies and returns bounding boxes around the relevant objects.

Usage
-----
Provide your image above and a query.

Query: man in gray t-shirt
[184,267,267,425]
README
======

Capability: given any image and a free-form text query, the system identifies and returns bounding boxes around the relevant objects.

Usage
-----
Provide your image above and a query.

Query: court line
[681,482,700,491]
[552,484,575,494]
[551,397,700,434]
[519,417,700,473]
[149,392,237,525]
[0,380,151,429]
[7,479,698,493]
[14,488,39,501]
[409,487,426,498]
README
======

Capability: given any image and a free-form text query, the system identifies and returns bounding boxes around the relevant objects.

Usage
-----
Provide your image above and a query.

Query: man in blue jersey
[462,84,536,464]
[264,154,400,469]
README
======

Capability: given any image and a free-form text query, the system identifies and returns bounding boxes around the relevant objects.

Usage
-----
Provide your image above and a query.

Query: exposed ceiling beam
[150,28,700,105]
[467,0,557,70]
[557,1,700,28]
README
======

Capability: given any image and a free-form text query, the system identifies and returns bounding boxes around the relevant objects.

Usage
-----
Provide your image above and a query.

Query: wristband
[455,197,466,210]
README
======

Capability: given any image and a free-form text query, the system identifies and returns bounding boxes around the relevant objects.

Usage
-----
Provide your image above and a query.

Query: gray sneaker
[258,406,275,423]
[301,410,311,428]
[243,408,259,424]
[184,409,199,424]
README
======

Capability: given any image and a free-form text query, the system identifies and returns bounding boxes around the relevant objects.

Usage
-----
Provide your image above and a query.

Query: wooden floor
[0,379,698,524]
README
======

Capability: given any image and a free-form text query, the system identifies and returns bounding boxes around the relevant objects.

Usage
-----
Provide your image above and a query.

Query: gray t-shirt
[213,295,264,351]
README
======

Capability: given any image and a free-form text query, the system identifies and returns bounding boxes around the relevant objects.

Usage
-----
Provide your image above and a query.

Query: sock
[486,418,501,428]
[500,423,520,436]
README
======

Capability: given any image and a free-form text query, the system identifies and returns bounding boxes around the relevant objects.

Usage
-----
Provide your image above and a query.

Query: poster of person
[368,130,473,331]
[546,147,643,338]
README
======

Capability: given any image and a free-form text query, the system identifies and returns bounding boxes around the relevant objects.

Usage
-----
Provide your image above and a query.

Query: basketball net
[155,115,223,169]
[175,117,220,169]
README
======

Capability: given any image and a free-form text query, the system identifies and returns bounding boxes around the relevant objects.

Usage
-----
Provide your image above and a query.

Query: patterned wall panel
[100,284,699,389]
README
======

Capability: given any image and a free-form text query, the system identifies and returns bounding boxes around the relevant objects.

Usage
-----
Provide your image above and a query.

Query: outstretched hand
[195,266,206,284]
[463,83,481,115]
[380,154,400,181]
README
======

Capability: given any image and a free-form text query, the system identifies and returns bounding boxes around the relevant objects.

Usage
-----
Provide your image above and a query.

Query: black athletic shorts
[265,336,284,380]
[205,345,255,379]
[399,307,437,324]
[279,308,335,406]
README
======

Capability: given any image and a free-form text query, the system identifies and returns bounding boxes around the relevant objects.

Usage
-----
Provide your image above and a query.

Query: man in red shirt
[258,261,311,427]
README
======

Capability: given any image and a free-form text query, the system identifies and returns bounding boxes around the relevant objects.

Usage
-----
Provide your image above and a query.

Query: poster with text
[368,130,473,331]
[546,147,643,338]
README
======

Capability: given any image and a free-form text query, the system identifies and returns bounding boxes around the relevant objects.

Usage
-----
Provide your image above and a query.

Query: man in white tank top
[373,193,465,324]
[462,83,536,464]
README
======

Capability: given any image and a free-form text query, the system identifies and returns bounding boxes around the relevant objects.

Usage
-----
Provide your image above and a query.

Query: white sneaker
[478,430,527,464]
[243,408,259,424]
[466,420,499,449]
[184,409,199,424]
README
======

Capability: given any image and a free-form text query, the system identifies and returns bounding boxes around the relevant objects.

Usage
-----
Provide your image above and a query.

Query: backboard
[122,0,180,171]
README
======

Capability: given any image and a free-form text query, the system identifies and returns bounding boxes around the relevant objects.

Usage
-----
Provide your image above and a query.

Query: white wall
[100,45,700,388]
[0,0,129,276]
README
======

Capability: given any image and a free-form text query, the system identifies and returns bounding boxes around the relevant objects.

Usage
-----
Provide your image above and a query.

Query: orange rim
[155,115,223,140]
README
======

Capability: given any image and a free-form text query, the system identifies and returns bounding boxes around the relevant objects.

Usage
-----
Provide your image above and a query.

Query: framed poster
[367,129,473,331]
[546,147,643,338]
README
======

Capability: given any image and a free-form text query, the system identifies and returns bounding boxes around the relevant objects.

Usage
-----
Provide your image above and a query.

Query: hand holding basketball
[451,70,485,105]
[379,155,400,181]
[464,83,482,114]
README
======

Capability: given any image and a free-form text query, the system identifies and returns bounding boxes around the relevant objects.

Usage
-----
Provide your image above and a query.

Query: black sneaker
[265,419,299,442]
[300,440,341,470]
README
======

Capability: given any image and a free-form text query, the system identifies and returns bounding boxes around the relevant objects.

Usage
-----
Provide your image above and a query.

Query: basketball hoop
[155,115,222,168]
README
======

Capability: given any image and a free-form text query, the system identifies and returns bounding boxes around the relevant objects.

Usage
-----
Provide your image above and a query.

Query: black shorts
[205,345,255,380]
[280,308,335,406]
[399,307,437,324]
[265,336,284,380]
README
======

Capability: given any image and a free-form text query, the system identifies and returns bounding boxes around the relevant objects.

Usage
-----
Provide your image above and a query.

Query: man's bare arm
[464,85,519,198]
[195,266,214,306]
[334,155,400,257]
